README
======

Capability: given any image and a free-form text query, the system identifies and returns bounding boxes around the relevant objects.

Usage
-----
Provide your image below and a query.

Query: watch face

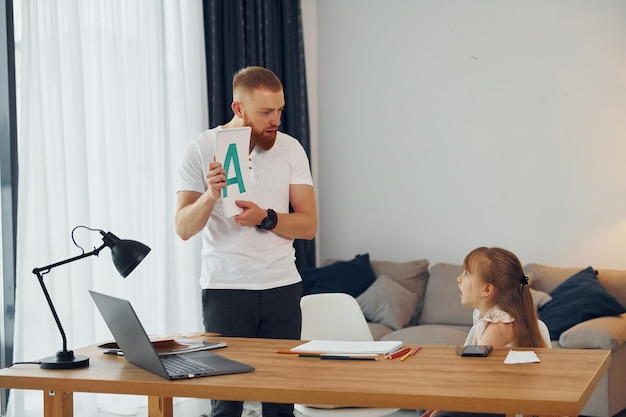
[263,209,277,230]
[257,209,277,230]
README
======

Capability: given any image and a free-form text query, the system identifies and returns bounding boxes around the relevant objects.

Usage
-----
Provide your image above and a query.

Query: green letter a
[222,143,246,198]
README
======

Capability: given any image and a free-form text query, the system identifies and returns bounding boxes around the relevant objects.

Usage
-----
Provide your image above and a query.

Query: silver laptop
[89,290,254,380]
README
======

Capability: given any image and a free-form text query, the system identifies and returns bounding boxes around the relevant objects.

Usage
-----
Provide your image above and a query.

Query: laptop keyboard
[162,355,216,375]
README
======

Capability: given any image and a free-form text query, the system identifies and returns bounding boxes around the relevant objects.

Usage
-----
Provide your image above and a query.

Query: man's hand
[233,200,265,227]
[206,161,226,198]
[231,184,317,240]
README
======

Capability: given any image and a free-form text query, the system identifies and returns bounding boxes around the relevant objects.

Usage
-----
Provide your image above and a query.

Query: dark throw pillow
[300,253,377,297]
[539,266,626,340]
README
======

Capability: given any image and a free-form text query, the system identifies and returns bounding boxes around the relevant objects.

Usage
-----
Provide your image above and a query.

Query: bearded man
[175,66,317,417]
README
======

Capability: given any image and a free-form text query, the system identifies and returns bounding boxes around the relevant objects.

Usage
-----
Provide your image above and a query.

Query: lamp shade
[101,231,151,277]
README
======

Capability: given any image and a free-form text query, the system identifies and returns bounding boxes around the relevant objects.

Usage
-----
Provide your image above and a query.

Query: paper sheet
[504,350,541,364]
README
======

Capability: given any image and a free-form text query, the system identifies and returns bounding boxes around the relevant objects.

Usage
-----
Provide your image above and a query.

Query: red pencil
[400,346,422,361]
[386,347,411,360]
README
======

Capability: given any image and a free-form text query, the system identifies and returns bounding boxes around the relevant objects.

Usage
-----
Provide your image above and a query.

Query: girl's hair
[232,66,283,99]
[463,247,548,348]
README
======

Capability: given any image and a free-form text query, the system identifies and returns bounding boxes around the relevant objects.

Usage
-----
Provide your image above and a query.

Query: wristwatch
[256,208,278,230]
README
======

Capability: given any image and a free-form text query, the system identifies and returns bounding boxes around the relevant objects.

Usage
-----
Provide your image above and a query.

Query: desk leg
[43,390,72,417]
[148,396,173,417]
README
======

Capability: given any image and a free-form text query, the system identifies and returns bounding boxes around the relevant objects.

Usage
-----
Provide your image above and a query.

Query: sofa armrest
[559,313,626,350]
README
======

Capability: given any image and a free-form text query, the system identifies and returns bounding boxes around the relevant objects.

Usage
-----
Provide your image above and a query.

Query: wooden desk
[0,338,611,417]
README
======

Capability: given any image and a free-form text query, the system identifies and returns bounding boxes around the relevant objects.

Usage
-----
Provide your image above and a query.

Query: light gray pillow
[369,259,430,295]
[357,274,419,330]
[530,287,552,310]
[326,257,430,325]
[370,259,430,325]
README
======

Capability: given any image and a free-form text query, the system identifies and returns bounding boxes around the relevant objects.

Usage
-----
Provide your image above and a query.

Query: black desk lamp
[32,226,151,369]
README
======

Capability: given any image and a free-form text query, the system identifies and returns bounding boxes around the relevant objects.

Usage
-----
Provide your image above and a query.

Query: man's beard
[251,129,277,151]
[242,115,277,151]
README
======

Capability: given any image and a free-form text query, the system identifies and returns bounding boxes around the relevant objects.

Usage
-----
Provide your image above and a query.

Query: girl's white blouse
[473,306,515,346]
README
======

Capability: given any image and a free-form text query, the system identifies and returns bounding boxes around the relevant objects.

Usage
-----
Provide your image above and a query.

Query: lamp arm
[32,243,107,276]
[31,242,107,354]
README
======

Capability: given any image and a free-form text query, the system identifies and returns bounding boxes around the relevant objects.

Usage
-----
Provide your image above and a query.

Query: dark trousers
[202,282,303,417]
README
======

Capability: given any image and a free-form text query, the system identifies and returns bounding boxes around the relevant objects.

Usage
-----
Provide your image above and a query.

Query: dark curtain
[202,0,315,269]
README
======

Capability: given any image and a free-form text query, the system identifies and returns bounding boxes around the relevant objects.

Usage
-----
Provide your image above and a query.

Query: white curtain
[9,1,207,415]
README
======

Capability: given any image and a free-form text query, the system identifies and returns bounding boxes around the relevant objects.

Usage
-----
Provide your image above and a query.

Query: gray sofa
[332,258,626,417]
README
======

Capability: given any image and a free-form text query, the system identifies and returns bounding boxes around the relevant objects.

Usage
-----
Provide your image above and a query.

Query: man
[175,66,317,417]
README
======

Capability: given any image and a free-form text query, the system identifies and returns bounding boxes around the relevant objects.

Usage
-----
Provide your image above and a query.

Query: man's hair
[233,66,283,100]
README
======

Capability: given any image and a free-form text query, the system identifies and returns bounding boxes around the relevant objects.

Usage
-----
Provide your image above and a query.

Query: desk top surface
[0,337,611,415]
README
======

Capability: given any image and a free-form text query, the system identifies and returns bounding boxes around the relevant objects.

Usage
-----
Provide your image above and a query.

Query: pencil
[400,346,421,361]
[411,345,422,355]
[386,347,411,360]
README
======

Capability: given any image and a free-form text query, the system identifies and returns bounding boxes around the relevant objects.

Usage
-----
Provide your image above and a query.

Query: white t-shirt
[178,126,314,290]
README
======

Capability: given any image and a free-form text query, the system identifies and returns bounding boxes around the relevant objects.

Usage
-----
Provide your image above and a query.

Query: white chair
[295,293,400,417]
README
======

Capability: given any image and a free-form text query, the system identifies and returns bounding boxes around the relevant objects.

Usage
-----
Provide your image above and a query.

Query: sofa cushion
[523,263,578,294]
[559,314,626,350]
[326,257,430,325]
[525,263,626,307]
[382,324,471,345]
[300,253,376,297]
[357,274,419,330]
[371,258,430,324]
[369,259,430,296]
[418,263,473,326]
[538,266,626,340]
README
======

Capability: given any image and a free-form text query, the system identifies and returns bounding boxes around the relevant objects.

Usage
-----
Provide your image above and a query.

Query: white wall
[304,1,626,269]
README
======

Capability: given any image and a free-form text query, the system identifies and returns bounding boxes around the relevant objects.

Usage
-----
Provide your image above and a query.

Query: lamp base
[40,350,89,369]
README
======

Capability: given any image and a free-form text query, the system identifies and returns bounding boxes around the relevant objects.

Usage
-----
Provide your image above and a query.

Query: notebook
[89,290,254,380]
[290,340,403,355]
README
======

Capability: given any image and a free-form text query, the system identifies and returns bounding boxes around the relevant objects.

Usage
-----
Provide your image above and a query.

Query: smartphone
[460,345,493,357]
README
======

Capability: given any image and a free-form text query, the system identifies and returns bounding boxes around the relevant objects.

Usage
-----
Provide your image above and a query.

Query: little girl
[421,247,548,417]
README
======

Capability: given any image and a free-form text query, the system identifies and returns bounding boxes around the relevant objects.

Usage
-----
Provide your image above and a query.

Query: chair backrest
[300,293,374,341]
